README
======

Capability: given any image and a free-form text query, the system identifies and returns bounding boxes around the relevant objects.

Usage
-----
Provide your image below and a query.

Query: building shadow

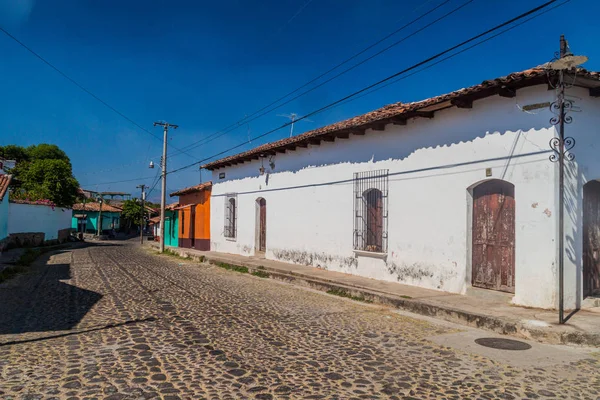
[0,260,103,334]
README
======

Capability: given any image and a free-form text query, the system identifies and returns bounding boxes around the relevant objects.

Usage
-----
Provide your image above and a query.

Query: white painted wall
[208,84,597,309]
[8,203,73,240]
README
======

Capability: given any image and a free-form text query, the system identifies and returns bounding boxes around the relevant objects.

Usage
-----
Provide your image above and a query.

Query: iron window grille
[353,169,389,253]
[224,193,238,239]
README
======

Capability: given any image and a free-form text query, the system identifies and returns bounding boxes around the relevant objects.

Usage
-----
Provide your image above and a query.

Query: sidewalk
[146,242,600,347]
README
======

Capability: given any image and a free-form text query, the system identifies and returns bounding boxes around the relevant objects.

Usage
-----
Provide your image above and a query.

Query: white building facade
[205,68,600,310]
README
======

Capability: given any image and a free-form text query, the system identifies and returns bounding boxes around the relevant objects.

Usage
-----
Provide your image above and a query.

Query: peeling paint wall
[210,85,571,308]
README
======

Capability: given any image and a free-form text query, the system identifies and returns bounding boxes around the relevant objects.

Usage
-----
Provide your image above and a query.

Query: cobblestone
[0,242,598,399]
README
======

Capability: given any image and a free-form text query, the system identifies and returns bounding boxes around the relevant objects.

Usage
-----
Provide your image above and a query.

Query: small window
[354,170,388,253]
[224,194,237,239]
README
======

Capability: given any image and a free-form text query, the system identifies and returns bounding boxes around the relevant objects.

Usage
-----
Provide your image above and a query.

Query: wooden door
[259,198,266,252]
[583,181,600,297]
[190,206,196,248]
[472,180,515,293]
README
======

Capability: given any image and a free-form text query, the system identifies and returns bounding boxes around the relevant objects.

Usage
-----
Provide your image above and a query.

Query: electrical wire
[333,0,571,109]
[166,0,455,158]
[82,0,565,187]
[175,0,474,155]
[165,0,560,175]
[0,26,197,160]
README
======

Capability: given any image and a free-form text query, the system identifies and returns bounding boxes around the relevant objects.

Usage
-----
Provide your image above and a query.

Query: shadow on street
[0,247,103,335]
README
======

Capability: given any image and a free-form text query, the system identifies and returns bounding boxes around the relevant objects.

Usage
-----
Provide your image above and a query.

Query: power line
[166,0,455,158]
[81,175,156,186]
[333,0,572,109]
[83,0,565,187]
[165,0,560,176]
[177,0,472,154]
[0,26,197,160]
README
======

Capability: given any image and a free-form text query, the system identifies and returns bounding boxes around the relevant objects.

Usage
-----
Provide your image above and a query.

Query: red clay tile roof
[72,202,122,212]
[166,202,179,210]
[148,216,161,224]
[170,182,212,197]
[202,67,600,170]
[9,199,60,207]
[0,174,12,201]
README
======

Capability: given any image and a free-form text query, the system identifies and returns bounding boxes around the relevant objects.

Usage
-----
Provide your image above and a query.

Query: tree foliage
[2,144,79,207]
[0,144,29,163]
[121,199,144,228]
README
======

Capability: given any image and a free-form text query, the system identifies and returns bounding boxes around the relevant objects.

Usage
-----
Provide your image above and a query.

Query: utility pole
[137,184,147,245]
[97,195,104,237]
[153,121,178,252]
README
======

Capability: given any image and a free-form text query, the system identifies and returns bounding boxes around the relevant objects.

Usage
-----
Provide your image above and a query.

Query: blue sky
[1,0,598,202]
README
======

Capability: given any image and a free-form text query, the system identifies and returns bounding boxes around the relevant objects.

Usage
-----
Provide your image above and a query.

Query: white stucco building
[203,67,600,310]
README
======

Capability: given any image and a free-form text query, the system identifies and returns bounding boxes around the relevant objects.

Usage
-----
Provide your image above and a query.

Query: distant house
[170,182,211,250]
[0,174,12,246]
[0,159,16,173]
[147,202,179,247]
[72,202,121,234]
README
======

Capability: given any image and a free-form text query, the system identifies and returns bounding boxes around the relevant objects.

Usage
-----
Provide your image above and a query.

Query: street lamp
[546,35,588,324]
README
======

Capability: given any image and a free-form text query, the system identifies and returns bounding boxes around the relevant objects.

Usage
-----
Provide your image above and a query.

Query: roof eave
[201,68,600,171]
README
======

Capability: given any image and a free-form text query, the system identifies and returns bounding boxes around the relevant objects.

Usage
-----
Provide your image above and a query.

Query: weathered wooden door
[259,198,266,252]
[190,206,196,248]
[472,180,515,293]
[583,181,600,297]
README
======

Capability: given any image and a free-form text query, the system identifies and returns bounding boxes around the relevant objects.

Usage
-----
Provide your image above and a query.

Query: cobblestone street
[0,242,599,399]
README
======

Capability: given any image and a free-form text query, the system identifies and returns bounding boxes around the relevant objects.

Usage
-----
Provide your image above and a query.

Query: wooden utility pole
[97,196,104,236]
[137,184,147,244]
[153,121,178,252]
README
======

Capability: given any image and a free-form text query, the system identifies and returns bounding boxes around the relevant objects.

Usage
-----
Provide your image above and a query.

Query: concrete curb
[149,244,600,347]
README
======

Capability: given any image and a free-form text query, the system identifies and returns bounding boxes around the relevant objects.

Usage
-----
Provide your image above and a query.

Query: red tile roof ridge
[169,181,212,197]
[72,202,122,212]
[201,66,598,170]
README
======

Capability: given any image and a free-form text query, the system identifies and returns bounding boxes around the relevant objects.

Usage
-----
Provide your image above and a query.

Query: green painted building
[164,208,179,247]
[72,202,122,234]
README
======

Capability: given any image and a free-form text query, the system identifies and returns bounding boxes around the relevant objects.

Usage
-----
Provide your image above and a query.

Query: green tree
[27,144,70,164]
[120,199,144,230]
[4,143,79,207]
[0,145,30,163]
[20,159,79,207]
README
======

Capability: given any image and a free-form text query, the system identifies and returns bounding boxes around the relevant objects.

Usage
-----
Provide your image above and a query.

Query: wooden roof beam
[451,98,473,109]
[276,148,286,154]
[589,87,600,97]
[413,111,434,119]
[322,135,335,142]
[335,131,350,139]
[308,138,321,145]
[371,123,386,131]
[296,142,309,148]
[389,117,407,125]
[498,86,516,98]
[350,129,366,135]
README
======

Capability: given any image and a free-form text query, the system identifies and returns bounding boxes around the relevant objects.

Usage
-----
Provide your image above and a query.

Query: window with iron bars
[353,169,389,253]
[224,193,237,239]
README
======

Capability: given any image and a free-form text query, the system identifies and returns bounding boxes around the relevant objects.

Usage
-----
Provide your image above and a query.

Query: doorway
[471,179,516,293]
[256,198,266,253]
[190,206,196,248]
[583,180,600,297]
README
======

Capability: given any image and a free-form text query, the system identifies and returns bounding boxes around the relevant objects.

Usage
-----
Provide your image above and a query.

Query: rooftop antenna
[278,113,312,137]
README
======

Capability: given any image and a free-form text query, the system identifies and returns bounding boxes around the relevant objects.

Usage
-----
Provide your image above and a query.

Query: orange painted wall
[178,187,211,242]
